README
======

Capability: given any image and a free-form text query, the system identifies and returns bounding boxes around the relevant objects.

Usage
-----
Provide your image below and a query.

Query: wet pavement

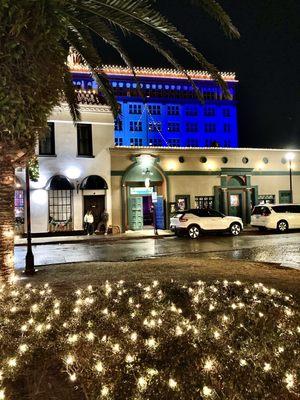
[14,232,300,270]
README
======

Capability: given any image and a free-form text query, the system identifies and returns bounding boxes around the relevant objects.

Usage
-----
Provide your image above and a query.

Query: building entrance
[84,195,105,232]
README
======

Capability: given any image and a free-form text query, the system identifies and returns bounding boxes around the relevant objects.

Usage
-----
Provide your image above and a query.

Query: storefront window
[258,195,275,204]
[48,190,73,231]
[195,196,214,209]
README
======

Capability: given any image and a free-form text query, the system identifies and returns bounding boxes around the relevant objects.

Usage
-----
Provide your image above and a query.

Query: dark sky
[98,0,300,149]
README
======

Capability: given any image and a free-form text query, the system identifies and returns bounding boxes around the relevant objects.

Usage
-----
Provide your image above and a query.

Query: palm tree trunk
[0,161,15,279]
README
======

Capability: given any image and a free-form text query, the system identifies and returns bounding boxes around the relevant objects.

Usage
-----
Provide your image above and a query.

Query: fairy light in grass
[101,386,109,397]
[7,358,17,368]
[19,344,28,354]
[168,378,177,389]
[284,372,295,389]
[130,332,138,342]
[203,386,213,397]
[69,373,76,382]
[146,337,158,349]
[0,389,5,400]
[240,359,247,367]
[95,361,104,373]
[263,363,271,372]
[65,354,75,365]
[125,354,135,363]
[86,331,95,342]
[137,376,147,391]
[67,334,78,344]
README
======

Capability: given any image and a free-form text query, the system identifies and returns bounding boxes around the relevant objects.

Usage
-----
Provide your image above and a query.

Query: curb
[14,233,175,247]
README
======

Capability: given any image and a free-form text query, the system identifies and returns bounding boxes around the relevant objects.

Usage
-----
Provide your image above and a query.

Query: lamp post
[285,153,294,204]
[24,165,35,275]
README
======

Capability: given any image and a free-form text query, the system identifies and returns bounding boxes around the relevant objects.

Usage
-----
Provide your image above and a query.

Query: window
[167,105,180,115]
[115,137,123,146]
[195,196,214,209]
[77,124,93,156]
[39,123,55,155]
[272,205,299,213]
[15,190,24,220]
[149,138,163,146]
[204,123,216,133]
[258,195,275,204]
[186,138,198,147]
[48,190,73,230]
[168,122,180,132]
[252,206,271,216]
[168,138,180,147]
[129,121,142,131]
[223,108,230,117]
[203,91,216,100]
[129,103,142,114]
[130,138,143,146]
[148,122,162,132]
[204,107,215,117]
[148,105,161,115]
[114,118,123,131]
[186,122,198,132]
[186,107,198,116]
[224,123,231,132]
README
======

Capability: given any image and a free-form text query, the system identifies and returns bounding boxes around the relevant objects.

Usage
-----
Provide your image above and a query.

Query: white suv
[170,209,243,239]
[251,204,300,232]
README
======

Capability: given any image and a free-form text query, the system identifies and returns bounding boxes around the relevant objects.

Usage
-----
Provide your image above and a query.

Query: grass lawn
[23,256,300,301]
[1,257,298,399]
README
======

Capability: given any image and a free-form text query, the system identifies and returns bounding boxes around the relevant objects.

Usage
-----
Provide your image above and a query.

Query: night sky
[98,0,300,149]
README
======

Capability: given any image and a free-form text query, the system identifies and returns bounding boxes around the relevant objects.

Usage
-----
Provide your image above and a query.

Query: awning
[45,175,75,190]
[80,175,108,190]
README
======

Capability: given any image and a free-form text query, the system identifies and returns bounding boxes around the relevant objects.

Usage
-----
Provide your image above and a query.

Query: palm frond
[68,0,230,97]
[187,0,240,38]
[62,66,81,122]
[66,26,119,117]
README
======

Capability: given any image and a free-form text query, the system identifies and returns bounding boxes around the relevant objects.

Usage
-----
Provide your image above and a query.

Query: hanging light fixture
[142,168,153,188]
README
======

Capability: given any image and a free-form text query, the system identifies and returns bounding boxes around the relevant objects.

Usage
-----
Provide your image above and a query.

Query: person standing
[96,209,109,235]
[84,210,94,235]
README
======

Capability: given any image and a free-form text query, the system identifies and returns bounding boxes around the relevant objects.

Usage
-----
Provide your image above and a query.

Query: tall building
[70,64,238,148]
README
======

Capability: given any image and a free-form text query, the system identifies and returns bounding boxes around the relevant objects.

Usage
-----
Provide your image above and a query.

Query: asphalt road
[14,232,300,270]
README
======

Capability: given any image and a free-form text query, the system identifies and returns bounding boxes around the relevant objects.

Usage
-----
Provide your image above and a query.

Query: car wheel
[258,226,267,232]
[277,220,288,233]
[188,225,200,239]
[230,222,242,236]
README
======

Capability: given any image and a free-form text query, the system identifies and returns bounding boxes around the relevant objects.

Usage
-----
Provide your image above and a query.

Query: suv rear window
[252,206,271,216]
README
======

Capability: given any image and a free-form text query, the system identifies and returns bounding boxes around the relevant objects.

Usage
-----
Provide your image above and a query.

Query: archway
[121,157,168,231]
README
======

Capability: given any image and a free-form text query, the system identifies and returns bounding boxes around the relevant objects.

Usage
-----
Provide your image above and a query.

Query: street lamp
[24,165,35,275]
[285,152,295,203]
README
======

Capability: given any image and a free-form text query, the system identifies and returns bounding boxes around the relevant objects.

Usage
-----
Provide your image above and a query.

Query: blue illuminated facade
[72,66,238,147]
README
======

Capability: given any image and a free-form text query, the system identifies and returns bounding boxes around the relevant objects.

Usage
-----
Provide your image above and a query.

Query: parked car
[251,204,300,232]
[170,209,243,239]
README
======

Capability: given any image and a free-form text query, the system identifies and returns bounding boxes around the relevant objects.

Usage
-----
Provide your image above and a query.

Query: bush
[0,280,299,399]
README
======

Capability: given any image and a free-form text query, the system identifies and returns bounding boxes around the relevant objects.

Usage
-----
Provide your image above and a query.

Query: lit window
[204,107,215,117]
[204,123,216,133]
[48,190,73,231]
[129,121,142,131]
[168,122,180,132]
[167,105,180,115]
[186,123,198,132]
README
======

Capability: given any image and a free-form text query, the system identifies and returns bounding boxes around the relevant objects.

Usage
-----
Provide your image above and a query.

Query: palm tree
[0,0,239,279]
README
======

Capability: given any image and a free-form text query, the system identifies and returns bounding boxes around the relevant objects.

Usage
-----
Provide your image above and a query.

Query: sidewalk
[14,229,174,246]
[14,226,256,246]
